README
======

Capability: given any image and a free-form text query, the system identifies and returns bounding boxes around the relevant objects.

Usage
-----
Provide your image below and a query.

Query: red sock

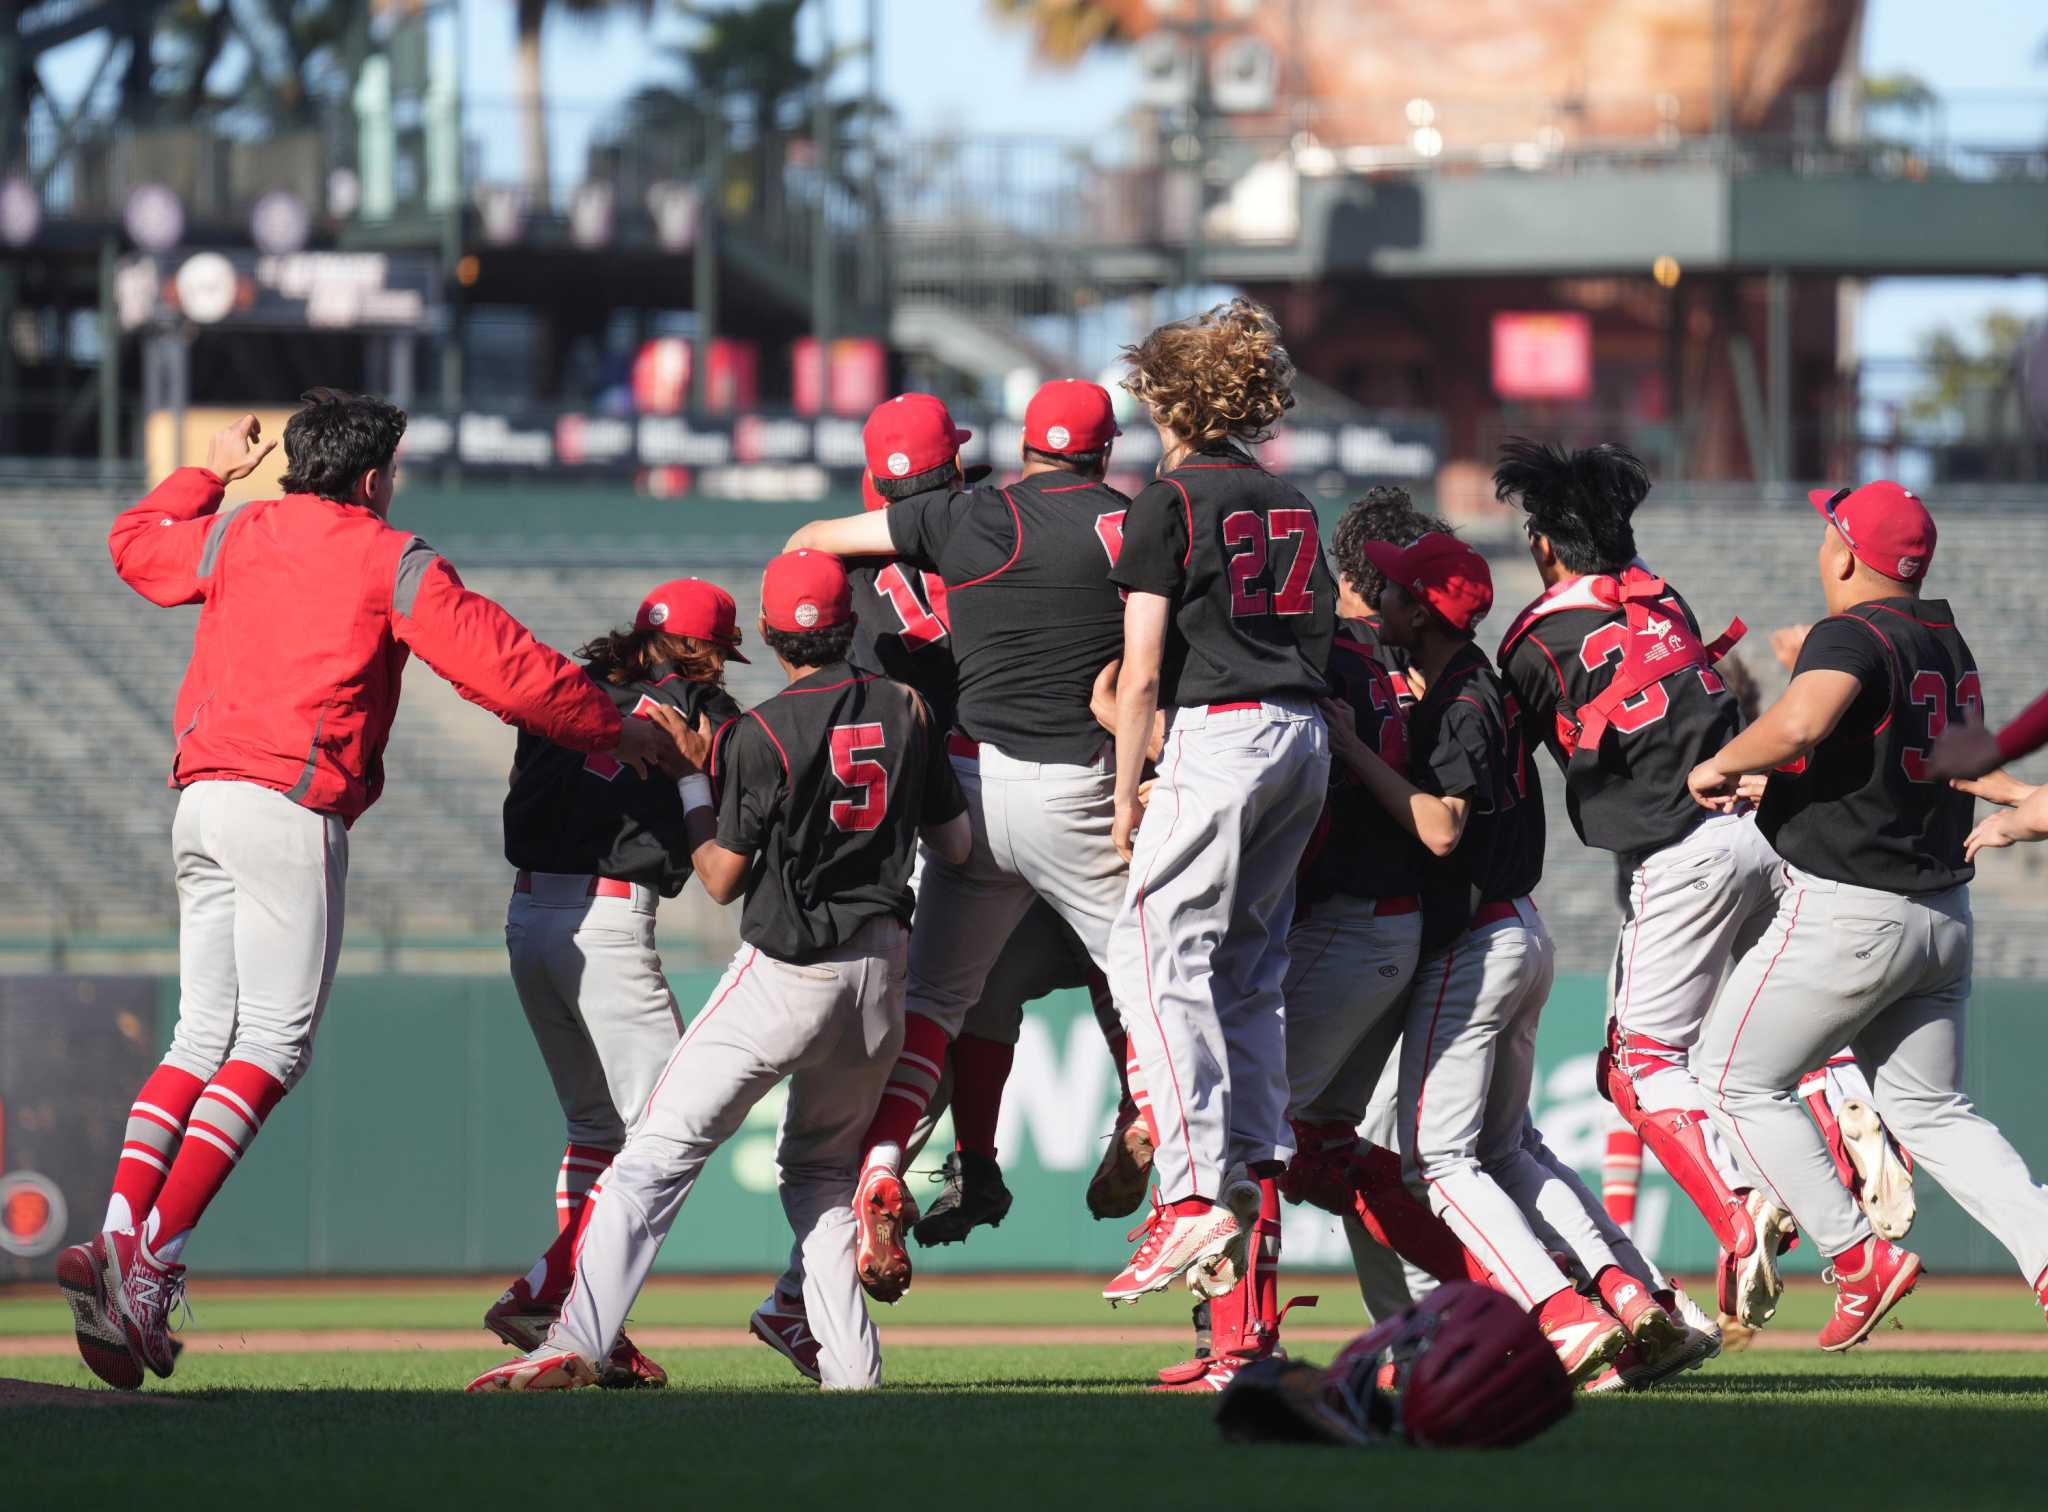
[1602,1126,1643,1230]
[1125,1035,1162,1149]
[106,1064,207,1233]
[143,1060,285,1264]
[530,1143,616,1303]
[949,1034,1014,1159]
[861,1013,951,1169]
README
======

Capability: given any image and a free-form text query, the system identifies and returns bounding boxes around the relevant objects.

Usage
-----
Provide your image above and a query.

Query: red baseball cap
[1810,481,1935,584]
[761,550,853,633]
[861,393,972,510]
[1360,533,1494,633]
[634,577,749,661]
[1024,379,1121,455]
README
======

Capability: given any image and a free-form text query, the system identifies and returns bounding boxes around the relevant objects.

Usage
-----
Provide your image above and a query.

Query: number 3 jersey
[1498,568,1743,857]
[713,662,967,963]
[1758,598,1979,895]
[1109,443,1335,707]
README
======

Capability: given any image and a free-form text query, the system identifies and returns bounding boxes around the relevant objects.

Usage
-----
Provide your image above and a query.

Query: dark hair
[1023,444,1108,474]
[763,621,856,668]
[577,629,730,688]
[1492,437,1646,576]
[1332,485,1451,604]
[871,462,958,502]
[278,388,408,503]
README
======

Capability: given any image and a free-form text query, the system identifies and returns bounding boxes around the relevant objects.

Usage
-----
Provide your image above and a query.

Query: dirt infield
[4,1322,2042,1358]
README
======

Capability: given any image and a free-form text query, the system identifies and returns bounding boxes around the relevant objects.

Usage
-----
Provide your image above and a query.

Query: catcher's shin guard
[1349,1143,1494,1287]
[1601,1037,1756,1259]
[1277,1119,1357,1215]
[1155,1178,1314,1392]
[1797,1065,1861,1192]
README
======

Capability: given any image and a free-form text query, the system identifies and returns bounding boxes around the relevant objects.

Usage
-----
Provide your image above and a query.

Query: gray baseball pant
[550,917,908,1390]
[1112,700,1329,1202]
[162,779,348,1090]
[1700,869,2048,1282]
[1399,902,1581,1309]
[505,876,684,1146]
[1285,896,1422,1126]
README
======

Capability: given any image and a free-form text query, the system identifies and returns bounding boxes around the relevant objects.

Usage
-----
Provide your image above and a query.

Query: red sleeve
[108,467,229,606]
[390,546,622,753]
[1996,689,2048,764]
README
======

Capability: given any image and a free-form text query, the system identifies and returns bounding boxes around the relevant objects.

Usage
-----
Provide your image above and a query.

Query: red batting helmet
[1325,1282,1572,1449]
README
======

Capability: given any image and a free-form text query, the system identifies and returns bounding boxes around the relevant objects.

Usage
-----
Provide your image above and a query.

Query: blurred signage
[1492,312,1592,401]
[390,407,1442,496]
[793,337,889,417]
[119,251,440,332]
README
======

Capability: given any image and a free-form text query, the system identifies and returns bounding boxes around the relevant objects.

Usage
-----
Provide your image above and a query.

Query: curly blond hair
[1120,297,1296,447]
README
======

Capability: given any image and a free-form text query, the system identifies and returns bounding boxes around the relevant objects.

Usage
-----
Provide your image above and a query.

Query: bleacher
[5,477,2046,978]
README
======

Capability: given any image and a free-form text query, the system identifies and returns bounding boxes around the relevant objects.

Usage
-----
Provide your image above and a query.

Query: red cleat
[1594,1265,1688,1358]
[1819,1237,1923,1352]
[1534,1286,1627,1386]
[854,1169,917,1304]
[1103,1196,1243,1304]
[749,1288,822,1384]
[600,1332,668,1389]
[55,1235,143,1391]
[105,1227,185,1381]
[483,1277,558,1353]
[465,1349,600,1394]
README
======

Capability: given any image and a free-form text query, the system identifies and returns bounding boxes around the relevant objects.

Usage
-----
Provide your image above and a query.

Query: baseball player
[467,550,971,1393]
[785,379,1133,1300]
[482,578,747,1388]
[1690,481,2048,1347]
[1342,531,1676,1385]
[57,398,656,1391]
[1105,298,1335,1304]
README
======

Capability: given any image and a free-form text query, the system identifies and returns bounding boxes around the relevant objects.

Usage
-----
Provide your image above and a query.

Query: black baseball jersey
[1500,574,1743,857]
[1299,629,1426,909]
[503,665,741,893]
[847,560,960,733]
[713,661,966,963]
[1109,444,1335,707]
[1758,599,1978,896]
[1407,643,1546,953]
[887,471,1128,764]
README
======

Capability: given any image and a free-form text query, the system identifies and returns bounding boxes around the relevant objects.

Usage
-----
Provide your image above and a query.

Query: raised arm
[785,511,898,557]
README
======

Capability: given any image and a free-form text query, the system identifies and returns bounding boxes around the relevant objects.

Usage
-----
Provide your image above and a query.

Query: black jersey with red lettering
[503,664,741,892]
[1108,442,1335,707]
[1407,642,1546,953]
[713,661,967,963]
[1299,627,1426,909]
[1499,572,1742,856]
[1758,598,1978,895]
[886,471,1128,765]
[847,559,959,733]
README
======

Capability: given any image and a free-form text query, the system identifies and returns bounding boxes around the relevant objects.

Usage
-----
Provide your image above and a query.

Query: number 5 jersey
[712,663,967,962]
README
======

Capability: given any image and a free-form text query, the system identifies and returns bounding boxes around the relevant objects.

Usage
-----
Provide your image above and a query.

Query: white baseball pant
[550,917,908,1390]
[1701,870,2048,1282]
[162,779,348,1090]
[505,876,684,1146]
[1284,896,1422,1127]
[1112,700,1329,1202]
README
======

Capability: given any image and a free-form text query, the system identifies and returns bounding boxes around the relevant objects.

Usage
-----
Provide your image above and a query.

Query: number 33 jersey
[1499,571,1743,856]
[712,662,967,963]
[1758,598,1980,895]
[1109,443,1335,707]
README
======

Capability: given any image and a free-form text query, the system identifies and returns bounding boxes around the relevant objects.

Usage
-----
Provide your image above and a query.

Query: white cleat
[1734,1190,1795,1329]
[1105,1200,1245,1305]
[1837,1099,1916,1241]
[464,1348,600,1394]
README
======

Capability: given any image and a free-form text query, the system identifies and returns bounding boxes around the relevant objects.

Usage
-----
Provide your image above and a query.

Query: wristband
[677,774,713,813]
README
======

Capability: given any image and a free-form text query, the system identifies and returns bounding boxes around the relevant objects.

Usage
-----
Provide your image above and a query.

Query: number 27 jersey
[713,661,966,963]
[1109,445,1335,707]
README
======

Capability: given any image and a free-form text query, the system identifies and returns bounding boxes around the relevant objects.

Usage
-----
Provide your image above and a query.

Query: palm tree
[515,0,655,207]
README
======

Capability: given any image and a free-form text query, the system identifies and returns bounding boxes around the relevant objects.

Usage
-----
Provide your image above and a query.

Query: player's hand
[641,704,716,776]
[1965,810,2026,863]
[1687,759,1741,812]
[1113,795,1140,862]
[205,413,278,483]
[1318,697,1370,767]
[1951,768,2033,808]
[1147,709,1166,763]
[612,714,666,778]
[1770,624,1810,672]
[1927,707,2000,782]
[1136,778,1155,811]
[1090,658,1121,734]
[1735,772,1769,805]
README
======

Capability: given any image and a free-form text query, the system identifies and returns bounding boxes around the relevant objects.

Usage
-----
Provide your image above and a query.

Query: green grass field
[6,1276,2046,1510]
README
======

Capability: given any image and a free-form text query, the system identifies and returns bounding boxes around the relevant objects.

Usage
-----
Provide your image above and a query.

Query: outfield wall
[3,972,2043,1281]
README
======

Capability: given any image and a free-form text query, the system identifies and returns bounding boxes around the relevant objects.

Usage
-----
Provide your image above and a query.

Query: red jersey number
[1094,510,1127,566]
[873,565,949,646]
[829,723,889,831]
[1363,670,1409,769]
[1223,508,1321,618]
[1901,669,1983,782]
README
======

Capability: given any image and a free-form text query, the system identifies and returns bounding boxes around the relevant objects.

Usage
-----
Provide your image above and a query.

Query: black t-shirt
[886,471,1128,764]
[1407,643,1546,953]
[847,560,960,733]
[1759,599,1978,896]
[1299,629,1426,909]
[1500,574,1743,857]
[1108,444,1335,707]
[503,665,741,893]
[713,661,967,963]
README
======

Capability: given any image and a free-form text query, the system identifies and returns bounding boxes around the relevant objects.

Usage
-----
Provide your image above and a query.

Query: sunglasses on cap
[1818,485,1858,548]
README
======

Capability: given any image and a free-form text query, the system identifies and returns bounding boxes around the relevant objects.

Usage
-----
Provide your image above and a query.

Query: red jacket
[110,467,622,825]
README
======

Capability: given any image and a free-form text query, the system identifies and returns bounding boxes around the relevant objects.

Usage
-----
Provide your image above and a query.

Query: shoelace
[129,1263,193,1338]
[1125,1195,1168,1254]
